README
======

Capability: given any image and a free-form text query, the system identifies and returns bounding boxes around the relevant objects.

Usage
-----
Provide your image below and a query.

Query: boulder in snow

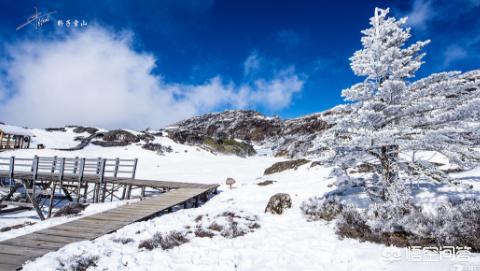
[265,193,292,215]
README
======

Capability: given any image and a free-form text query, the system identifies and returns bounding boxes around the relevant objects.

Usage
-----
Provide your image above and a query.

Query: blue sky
[0,0,479,128]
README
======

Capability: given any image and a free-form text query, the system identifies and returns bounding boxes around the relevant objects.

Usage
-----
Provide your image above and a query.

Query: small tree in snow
[323,8,480,201]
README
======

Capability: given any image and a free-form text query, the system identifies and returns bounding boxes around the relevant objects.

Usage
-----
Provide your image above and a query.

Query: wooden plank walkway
[0,186,218,271]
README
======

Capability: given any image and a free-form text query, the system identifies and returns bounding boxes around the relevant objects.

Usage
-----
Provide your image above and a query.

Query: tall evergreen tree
[323,8,480,201]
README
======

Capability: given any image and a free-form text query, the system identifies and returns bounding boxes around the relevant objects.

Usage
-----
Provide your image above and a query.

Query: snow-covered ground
[1,130,480,270]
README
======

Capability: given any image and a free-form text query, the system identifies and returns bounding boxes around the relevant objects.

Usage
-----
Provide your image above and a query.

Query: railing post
[73,156,79,174]
[8,156,15,188]
[114,158,120,178]
[77,158,85,203]
[51,155,58,174]
[96,157,102,175]
[32,156,39,196]
[32,155,39,180]
[59,157,65,181]
[132,158,138,179]
[97,159,106,203]
[8,156,15,179]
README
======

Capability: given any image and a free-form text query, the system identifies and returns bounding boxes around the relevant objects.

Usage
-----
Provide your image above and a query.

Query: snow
[0,130,479,270]
[0,124,34,136]
[28,127,98,149]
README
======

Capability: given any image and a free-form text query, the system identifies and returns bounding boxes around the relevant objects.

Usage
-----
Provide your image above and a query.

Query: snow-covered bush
[57,254,98,271]
[197,211,260,239]
[138,231,189,251]
[111,236,134,244]
[53,203,88,217]
[300,195,344,221]
[303,194,480,251]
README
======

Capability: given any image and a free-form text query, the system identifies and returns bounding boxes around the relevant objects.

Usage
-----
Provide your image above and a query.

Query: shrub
[111,237,134,244]
[58,254,98,271]
[142,143,173,153]
[0,222,36,232]
[194,227,215,238]
[138,231,189,251]
[303,195,480,251]
[54,203,88,217]
[300,195,343,221]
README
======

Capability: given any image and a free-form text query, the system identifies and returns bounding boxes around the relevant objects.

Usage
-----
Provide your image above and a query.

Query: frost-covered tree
[322,8,480,201]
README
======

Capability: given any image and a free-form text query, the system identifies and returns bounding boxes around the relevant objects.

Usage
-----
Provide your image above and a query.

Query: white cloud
[442,45,468,67]
[243,51,261,76]
[405,0,480,30]
[0,27,303,129]
[405,0,433,30]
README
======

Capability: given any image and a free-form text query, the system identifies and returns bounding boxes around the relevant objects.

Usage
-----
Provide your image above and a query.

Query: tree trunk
[378,145,399,200]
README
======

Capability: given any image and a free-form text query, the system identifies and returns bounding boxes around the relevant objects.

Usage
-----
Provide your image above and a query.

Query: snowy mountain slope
[0,68,479,270]
[1,130,479,270]
[12,147,480,271]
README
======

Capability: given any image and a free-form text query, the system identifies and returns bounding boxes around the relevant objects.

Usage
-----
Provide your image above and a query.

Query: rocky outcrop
[72,126,98,134]
[203,137,256,157]
[165,110,335,157]
[265,193,292,215]
[45,127,67,132]
[92,130,140,147]
[167,110,283,142]
[264,159,310,175]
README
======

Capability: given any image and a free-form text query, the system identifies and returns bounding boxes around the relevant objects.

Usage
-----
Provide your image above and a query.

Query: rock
[92,130,140,147]
[102,130,140,143]
[263,159,310,175]
[137,133,156,142]
[265,193,292,215]
[203,137,256,157]
[72,126,98,134]
[91,140,129,147]
[164,109,335,158]
[45,127,66,132]
[257,180,276,186]
[166,110,283,142]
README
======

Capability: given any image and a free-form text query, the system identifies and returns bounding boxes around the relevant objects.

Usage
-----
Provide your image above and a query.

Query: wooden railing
[0,156,138,180]
[0,156,139,219]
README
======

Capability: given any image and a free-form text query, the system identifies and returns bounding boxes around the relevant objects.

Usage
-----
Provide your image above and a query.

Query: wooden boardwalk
[0,185,218,271]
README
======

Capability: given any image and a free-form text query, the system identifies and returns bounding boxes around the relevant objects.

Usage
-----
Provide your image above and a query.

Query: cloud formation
[0,27,303,129]
[243,51,262,76]
[442,45,468,67]
[405,0,480,29]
